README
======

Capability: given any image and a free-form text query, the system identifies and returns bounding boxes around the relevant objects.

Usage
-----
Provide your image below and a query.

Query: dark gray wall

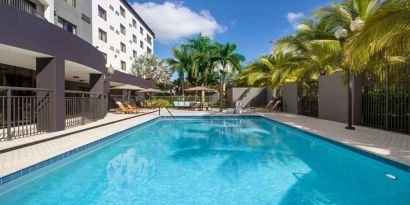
[282,83,298,114]
[319,72,362,124]
[319,72,348,123]
[230,87,267,107]
[110,70,154,88]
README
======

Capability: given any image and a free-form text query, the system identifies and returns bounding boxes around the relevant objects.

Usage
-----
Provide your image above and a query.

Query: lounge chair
[270,100,281,111]
[116,102,136,114]
[125,103,140,113]
[253,100,281,112]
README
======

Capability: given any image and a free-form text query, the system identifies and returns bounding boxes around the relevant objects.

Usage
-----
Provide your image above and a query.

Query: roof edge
[120,0,155,38]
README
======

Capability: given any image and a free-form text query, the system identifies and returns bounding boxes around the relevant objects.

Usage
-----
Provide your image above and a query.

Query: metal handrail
[0,0,47,21]
[0,86,52,92]
[65,90,104,96]
[165,107,176,120]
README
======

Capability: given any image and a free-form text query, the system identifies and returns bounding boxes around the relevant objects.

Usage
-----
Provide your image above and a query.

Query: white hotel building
[24,0,155,73]
[92,0,154,73]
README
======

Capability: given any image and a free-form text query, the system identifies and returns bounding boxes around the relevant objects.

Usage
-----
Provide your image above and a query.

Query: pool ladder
[161,106,176,120]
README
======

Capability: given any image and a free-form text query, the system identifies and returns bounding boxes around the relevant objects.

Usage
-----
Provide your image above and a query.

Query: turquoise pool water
[0,116,409,205]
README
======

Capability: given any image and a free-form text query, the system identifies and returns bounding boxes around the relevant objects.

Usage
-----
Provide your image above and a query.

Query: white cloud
[132,2,226,42]
[286,12,304,29]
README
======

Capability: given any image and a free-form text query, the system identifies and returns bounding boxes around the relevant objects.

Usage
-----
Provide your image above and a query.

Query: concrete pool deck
[0,109,409,178]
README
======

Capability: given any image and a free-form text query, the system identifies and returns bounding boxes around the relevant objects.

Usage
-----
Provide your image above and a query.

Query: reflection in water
[96,148,155,204]
[169,118,300,180]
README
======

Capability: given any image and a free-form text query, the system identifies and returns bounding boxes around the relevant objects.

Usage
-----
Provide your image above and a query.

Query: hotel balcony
[0,1,107,140]
[0,0,50,21]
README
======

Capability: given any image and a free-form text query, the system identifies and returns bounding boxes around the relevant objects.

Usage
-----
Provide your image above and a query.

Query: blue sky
[130,0,333,63]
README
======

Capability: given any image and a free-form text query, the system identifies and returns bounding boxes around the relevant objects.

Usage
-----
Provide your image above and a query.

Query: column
[90,74,107,118]
[36,57,65,131]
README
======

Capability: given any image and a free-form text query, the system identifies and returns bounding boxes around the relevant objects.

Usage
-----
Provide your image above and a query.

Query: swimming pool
[0,116,409,204]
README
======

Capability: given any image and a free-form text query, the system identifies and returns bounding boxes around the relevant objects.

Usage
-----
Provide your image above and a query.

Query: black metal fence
[0,86,52,141]
[65,91,107,128]
[298,81,319,118]
[362,67,410,133]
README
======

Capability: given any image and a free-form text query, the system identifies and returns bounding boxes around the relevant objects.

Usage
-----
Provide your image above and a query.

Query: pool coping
[1,114,408,186]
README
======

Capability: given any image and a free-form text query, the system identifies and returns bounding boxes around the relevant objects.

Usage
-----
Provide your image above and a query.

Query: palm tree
[213,43,245,111]
[236,52,301,88]
[274,18,342,83]
[185,34,217,102]
[345,0,410,70]
[167,46,192,98]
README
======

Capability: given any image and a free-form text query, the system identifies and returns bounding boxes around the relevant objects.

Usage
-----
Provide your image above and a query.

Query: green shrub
[147,98,171,107]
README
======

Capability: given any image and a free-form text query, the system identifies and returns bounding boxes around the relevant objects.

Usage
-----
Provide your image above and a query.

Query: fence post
[6,88,12,140]
[385,70,389,130]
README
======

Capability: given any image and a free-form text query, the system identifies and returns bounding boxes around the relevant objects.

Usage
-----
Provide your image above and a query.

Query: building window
[140,41,144,49]
[99,29,107,42]
[64,0,76,8]
[147,34,152,45]
[101,52,107,64]
[109,5,114,11]
[120,24,126,35]
[132,19,136,28]
[57,17,77,35]
[98,6,106,21]
[120,6,125,17]
[121,61,126,71]
[140,27,144,35]
[81,14,91,24]
[120,42,126,53]
[147,47,152,54]
[133,50,137,58]
[133,35,137,43]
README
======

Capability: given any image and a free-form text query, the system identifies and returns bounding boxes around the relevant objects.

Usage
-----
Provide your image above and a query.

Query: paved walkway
[0,109,409,178]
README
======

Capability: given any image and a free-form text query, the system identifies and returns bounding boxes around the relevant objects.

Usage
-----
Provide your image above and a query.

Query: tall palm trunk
[180,73,185,101]
[219,73,225,112]
[201,83,205,103]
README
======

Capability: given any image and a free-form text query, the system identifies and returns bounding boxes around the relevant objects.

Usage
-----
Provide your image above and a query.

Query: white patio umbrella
[138,88,163,100]
[185,86,217,102]
[138,88,163,93]
[111,84,143,104]
[111,84,143,90]
[185,86,217,92]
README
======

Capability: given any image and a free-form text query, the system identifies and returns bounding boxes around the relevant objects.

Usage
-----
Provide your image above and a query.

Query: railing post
[81,93,85,125]
[6,88,12,140]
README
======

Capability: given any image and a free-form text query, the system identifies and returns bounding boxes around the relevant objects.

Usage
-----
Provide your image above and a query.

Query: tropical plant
[345,0,410,70]
[147,98,171,107]
[213,42,245,111]
[167,46,191,97]
[184,34,218,101]
[235,52,300,87]
[130,54,172,89]
[234,0,408,89]
[185,34,217,86]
